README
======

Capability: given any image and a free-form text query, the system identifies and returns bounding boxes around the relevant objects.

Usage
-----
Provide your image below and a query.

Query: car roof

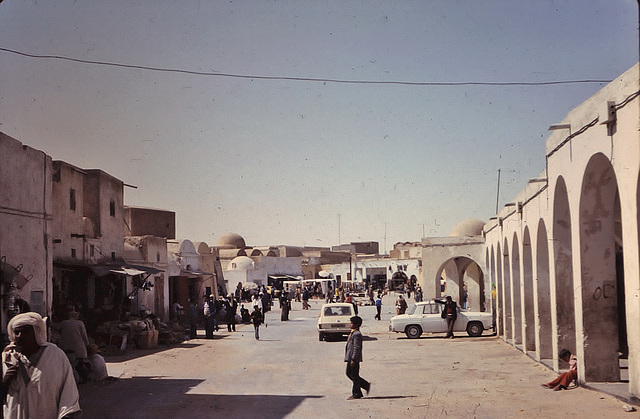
[322,303,353,307]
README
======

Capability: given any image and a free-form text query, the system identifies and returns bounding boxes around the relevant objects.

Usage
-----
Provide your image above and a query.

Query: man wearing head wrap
[2,312,81,419]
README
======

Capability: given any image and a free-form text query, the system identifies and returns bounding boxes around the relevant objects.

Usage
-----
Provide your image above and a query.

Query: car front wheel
[319,332,325,341]
[405,325,422,339]
[466,322,483,337]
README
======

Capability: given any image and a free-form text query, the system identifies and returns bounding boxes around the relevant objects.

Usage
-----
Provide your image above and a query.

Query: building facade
[484,63,640,400]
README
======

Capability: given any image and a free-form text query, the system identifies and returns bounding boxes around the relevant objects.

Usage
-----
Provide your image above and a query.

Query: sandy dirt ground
[79,295,638,418]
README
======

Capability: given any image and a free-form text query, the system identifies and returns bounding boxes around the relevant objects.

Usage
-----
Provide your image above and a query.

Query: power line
[0,46,613,87]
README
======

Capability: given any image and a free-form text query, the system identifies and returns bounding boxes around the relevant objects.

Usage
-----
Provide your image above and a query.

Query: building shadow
[79,376,323,419]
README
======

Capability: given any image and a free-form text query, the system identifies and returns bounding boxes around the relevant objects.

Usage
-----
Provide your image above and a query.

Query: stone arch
[579,153,624,382]
[522,226,535,352]
[489,246,499,333]
[511,233,522,346]
[434,256,485,311]
[502,238,513,343]
[536,219,553,361]
[553,176,576,359]
[495,243,504,336]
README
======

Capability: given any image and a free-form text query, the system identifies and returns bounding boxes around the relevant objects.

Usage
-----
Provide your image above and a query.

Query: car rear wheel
[466,321,483,337]
[319,332,325,341]
[405,325,422,339]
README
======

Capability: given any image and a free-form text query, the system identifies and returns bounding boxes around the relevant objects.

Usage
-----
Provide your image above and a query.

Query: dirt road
[79,295,636,418]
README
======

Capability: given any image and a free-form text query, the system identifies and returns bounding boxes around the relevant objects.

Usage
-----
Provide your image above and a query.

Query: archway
[579,153,625,382]
[536,220,553,361]
[502,239,513,343]
[522,227,535,352]
[489,246,499,332]
[553,177,576,359]
[511,234,522,346]
[495,244,505,336]
[435,256,485,311]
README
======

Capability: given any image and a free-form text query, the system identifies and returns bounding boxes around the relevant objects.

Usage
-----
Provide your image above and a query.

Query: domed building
[217,233,246,249]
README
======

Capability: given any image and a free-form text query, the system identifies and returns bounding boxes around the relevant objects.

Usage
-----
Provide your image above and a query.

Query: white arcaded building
[484,63,640,401]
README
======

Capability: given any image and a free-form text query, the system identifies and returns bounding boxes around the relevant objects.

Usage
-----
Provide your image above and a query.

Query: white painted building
[484,63,640,401]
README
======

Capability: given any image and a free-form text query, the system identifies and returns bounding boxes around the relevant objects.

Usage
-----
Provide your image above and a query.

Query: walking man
[344,316,370,399]
[250,305,264,340]
[374,294,382,320]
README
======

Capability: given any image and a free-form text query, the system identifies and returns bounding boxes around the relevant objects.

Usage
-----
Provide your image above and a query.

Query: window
[156,252,161,262]
[109,201,116,217]
[69,188,76,211]
[111,252,116,261]
[90,245,95,257]
[71,248,76,258]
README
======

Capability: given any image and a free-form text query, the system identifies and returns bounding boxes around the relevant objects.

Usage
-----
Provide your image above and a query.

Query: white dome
[450,219,485,236]
[228,256,254,270]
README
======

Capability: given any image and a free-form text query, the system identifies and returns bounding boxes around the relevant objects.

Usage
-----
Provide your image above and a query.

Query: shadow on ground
[79,376,322,419]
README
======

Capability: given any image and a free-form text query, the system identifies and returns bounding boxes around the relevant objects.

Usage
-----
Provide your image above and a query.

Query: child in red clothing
[541,349,577,391]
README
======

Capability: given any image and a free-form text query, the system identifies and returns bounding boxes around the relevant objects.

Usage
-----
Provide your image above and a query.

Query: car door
[421,303,447,333]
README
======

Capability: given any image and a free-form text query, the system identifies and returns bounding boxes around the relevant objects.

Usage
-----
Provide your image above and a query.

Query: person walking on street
[374,295,382,320]
[226,296,237,332]
[302,288,310,310]
[250,305,264,340]
[203,295,215,339]
[344,316,370,399]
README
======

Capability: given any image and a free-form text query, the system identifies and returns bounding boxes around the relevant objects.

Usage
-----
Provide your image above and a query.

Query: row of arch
[486,152,635,390]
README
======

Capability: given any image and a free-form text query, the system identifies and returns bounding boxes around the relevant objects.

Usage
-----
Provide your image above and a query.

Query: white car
[389,300,494,339]
[317,303,355,341]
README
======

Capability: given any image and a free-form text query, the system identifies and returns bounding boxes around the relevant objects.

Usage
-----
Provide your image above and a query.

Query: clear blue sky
[0,1,637,250]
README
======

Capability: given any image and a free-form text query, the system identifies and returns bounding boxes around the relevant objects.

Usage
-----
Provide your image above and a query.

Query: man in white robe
[2,312,81,419]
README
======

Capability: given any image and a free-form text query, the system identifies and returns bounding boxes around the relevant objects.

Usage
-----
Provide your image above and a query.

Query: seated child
[541,348,577,391]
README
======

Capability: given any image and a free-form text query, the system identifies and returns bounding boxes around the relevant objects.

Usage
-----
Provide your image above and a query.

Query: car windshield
[324,306,352,316]
[406,304,417,315]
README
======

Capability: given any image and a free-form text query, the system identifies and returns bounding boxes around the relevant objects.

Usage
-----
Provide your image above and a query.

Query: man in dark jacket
[344,316,370,399]
[438,296,458,339]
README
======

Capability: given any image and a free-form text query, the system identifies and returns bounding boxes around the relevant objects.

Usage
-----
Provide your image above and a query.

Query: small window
[156,252,161,262]
[109,201,116,217]
[69,188,76,211]
[111,252,116,261]
[90,245,95,257]
[71,248,76,258]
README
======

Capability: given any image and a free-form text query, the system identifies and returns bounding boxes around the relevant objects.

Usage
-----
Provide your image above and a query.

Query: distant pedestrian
[226,295,237,332]
[187,298,198,338]
[395,295,407,315]
[280,293,290,321]
[203,295,215,339]
[374,295,382,320]
[250,305,264,340]
[302,288,310,310]
[437,296,457,338]
[344,316,370,399]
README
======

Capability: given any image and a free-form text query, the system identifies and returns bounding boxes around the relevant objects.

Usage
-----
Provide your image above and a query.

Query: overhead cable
[0,46,613,87]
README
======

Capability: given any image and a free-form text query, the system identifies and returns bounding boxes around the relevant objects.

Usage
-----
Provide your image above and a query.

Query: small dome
[228,256,254,270]
[217,233,246,249]
[450,219,485,236]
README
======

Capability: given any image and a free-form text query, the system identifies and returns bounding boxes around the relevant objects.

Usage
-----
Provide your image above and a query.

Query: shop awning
[90,264,163,277]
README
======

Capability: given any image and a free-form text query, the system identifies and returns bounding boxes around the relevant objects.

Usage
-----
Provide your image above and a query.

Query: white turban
[7,312,48,346]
